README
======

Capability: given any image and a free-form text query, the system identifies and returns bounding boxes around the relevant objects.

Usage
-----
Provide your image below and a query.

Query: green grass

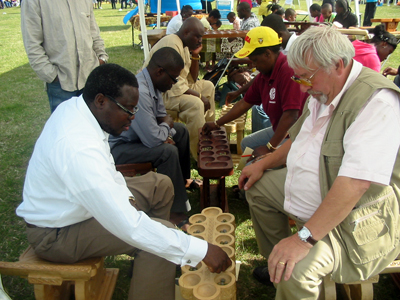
[0,2,400,299]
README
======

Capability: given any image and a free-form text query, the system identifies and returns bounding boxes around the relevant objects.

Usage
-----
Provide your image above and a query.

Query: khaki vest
[288,67,400,283]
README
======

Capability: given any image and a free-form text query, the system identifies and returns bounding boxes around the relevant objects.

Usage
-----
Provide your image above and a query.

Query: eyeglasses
[291,67,321,87]
[106,95,139,117]
[157,65,179,83]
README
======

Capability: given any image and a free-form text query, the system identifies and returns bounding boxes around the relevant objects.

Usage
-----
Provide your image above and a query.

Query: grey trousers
[111,122,191,213]
[26,172,177,300]
[246,168,334,300]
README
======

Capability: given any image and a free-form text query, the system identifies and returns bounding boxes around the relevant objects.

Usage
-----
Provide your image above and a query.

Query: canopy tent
[149,0,201,13]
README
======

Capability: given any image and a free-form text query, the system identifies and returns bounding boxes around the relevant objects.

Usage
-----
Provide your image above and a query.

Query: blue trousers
[46,81,83,113]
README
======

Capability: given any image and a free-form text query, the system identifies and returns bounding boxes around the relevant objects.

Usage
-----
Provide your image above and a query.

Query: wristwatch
[298,226,317,246]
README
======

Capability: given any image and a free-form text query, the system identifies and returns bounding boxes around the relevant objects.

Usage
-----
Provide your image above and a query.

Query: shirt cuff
[170,128,176,137]
[180,236,208,267]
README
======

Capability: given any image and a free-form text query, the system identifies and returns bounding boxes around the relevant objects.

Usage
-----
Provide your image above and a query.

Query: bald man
[142,17,215,160]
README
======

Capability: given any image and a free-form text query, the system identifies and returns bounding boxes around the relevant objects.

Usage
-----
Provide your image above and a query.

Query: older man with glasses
[16,63,231,300]
[110,48,194,232]
[239,26,400,300]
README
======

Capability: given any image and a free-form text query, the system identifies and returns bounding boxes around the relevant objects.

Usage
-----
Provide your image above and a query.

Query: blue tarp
[149,0,202,13]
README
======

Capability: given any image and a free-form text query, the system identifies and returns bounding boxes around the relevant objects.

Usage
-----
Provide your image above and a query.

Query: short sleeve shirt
[244,52,308,131]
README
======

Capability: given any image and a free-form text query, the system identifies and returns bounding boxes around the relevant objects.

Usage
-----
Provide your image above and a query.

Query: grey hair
[287,26,354,73]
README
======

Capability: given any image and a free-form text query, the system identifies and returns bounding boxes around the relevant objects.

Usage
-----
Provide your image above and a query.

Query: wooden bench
[116,162,154,177]
[0,246,118,300]
[323,255,400,300]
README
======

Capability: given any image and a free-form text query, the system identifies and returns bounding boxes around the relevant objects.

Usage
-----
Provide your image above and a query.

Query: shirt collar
[260,51,286,83]
[78,95,110,142]
[141,68,161,101]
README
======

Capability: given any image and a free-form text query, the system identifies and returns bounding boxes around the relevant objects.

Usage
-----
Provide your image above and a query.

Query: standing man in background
[363,0,379,26]
[21,0,109,113]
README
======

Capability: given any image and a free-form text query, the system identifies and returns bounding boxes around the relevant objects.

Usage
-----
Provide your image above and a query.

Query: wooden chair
[0,246,118,300]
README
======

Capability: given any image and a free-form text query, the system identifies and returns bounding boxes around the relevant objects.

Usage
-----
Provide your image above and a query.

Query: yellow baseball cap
[235,26,282,58]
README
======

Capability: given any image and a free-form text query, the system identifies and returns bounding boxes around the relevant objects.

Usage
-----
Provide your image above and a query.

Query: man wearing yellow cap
[203,27,308,160]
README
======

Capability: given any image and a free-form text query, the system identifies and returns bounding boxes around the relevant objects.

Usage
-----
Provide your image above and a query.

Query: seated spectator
[310,3,324,22]
[321,3,336,23]
[383,65,400,87]
[202,27,308,160]
[353,24,397,72]
[238,2,260,30]
[211,19,222,30]
[166,5,193,35]
[226,15,300,134]
[273,5,285,19]
[322,0,336,12]
[284,8,297,22]
[200,8,221,30]
[142,17,216,161]
[228,12,241,30]
[110,48,193,231]
[333,0,358,28]
[238,0,253,8]
[16,63,231,300]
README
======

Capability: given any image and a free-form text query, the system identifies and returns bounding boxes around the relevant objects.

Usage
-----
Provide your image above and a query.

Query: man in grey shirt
[109,48,192,231]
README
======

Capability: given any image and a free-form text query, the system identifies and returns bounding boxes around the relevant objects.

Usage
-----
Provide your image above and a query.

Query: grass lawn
[0,2,400,299]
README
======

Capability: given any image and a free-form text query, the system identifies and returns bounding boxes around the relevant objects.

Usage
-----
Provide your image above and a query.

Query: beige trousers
[26,172,177,300]
[246,168,335,300]
[165,79,215,160]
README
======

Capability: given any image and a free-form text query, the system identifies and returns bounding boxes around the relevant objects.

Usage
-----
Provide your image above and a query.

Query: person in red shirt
[202,27,308,161]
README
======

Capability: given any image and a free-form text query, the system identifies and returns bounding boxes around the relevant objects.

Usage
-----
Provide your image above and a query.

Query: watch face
[299,227,310,239]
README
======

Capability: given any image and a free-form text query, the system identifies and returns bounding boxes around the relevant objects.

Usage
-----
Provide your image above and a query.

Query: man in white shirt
[16,64,231,300]
[166,5,194,35]
[239,26,400,299]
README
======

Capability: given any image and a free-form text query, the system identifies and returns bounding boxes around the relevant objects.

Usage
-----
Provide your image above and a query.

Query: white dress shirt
[284,61,400,220]
[17,96,207,267]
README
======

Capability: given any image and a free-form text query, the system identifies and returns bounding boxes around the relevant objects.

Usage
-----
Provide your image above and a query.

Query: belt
[26,222,38,228]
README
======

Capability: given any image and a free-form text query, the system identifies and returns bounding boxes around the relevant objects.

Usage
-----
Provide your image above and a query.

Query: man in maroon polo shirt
[202,27,308,161]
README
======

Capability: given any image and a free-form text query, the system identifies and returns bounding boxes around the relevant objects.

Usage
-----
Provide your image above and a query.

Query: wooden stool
[323,255,400,300]
[0,246,119,300]
[116,162,154,177]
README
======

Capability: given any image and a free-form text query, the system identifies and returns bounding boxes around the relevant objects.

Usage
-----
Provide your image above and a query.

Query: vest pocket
[321,140,344,186]
[340,187,397,265]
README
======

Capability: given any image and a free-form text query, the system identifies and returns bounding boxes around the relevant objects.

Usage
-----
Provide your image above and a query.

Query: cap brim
[234,45,256,58]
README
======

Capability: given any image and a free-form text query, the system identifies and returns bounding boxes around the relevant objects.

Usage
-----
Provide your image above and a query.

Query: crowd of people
[12,0,400,299]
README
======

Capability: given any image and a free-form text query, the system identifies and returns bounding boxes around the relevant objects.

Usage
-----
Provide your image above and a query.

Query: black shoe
[253,266,273,286]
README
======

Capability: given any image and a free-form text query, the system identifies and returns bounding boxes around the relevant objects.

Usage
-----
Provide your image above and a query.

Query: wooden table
[370,18,400,32]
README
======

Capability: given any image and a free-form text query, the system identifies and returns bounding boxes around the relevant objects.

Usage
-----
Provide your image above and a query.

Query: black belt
[26,222,38,228]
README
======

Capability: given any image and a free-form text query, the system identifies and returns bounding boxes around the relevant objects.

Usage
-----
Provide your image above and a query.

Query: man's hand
[225,90,240,105]
[164,136,175,145]
[98,59,106,65]
[267,234,312,283]
[202,243,232,273]
[202,121,219,135]
[382,67,398,77]
[238,160,265,191]
[157,115,174,128]
[191,44,203,56]
[201,95,211,112]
